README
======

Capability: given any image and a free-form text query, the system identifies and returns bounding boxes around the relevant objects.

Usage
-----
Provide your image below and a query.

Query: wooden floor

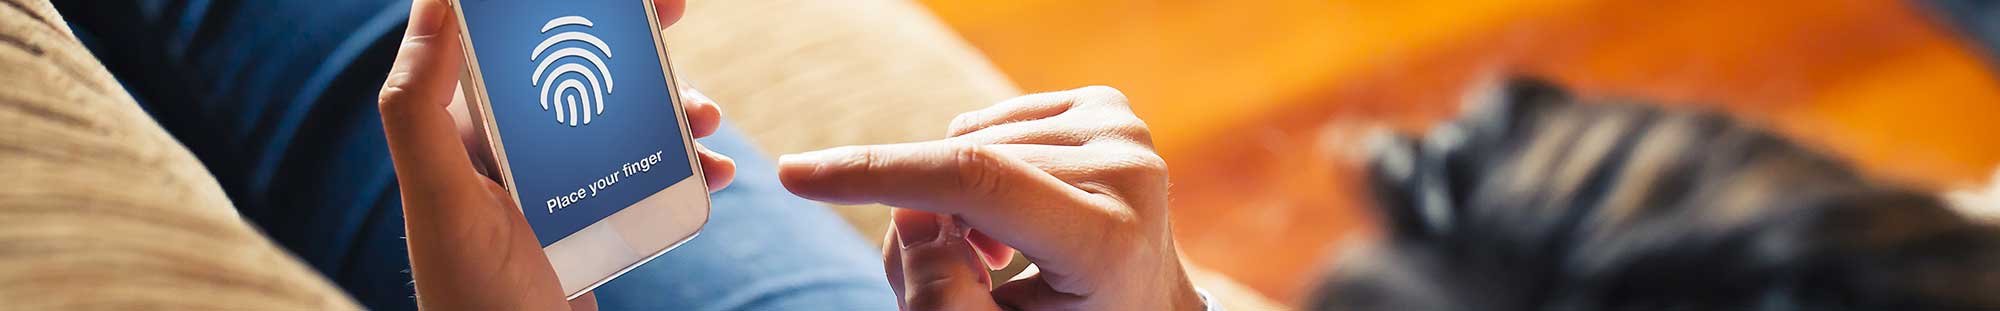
[917,0,2000,304]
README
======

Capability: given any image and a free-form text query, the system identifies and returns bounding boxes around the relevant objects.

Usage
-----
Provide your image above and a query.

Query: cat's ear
[1364,77,1575,241]
[1457,77,1572,145]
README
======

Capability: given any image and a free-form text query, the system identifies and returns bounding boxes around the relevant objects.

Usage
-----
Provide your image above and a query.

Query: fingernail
[684,87,713,104]
[778,149,836,168]
[684,88,720,115]
[776,151,813,164]
[940,214,989,285]
[776,154,810,174]
[940,214,967,240]
[776,153,802,166]
[896,214,942,249]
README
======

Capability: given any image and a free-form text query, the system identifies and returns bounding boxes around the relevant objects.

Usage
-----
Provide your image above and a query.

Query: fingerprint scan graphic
[532,16,614,127]
[461,1,696,247]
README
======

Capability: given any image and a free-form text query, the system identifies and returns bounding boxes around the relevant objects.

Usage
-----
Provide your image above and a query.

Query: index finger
[777,142,1128,273]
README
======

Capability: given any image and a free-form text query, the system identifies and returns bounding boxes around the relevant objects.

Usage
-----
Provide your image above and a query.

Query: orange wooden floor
[917,0,2000,304]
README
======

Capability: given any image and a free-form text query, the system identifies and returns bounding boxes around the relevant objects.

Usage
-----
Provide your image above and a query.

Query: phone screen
[459,0,695,247]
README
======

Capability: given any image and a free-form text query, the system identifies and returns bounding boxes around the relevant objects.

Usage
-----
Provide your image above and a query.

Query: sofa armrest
[0,1,357,308]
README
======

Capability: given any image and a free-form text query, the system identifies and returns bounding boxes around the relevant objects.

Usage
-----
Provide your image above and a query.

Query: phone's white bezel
[446,0,711,300]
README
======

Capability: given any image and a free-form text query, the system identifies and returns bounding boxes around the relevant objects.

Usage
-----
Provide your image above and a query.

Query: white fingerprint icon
[531,16,613,126]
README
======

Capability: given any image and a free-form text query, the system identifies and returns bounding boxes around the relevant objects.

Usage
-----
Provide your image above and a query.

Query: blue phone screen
[460,0,694,247]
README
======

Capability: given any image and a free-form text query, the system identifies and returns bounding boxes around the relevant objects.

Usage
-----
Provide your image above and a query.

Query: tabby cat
[1311,79,2000,310]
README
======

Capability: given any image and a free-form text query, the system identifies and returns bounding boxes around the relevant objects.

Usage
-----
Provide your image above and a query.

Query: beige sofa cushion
[0,0,359,309]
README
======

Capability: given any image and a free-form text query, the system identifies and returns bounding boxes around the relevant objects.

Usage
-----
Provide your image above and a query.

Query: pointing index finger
[776,142,1129,274]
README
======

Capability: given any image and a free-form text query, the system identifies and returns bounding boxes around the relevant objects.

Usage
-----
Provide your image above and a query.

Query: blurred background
[917,0,2000,303]
[26,0,2000,309]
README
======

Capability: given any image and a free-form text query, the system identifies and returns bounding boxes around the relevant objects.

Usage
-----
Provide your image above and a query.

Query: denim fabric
[1925,0,2000,65]
[55,1,894,310]
[596,132,897,311]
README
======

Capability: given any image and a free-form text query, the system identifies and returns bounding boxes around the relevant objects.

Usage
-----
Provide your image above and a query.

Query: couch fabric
[0,0,360,308]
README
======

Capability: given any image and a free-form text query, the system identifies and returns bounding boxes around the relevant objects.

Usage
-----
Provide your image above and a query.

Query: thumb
[383,0,572,309]
[381,0,476,191]
[893,210,1002,311]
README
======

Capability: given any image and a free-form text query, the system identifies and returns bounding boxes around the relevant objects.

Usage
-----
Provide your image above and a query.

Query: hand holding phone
[377,0,724,309]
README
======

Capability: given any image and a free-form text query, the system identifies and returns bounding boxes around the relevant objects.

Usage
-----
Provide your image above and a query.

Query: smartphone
[447,0,709,299]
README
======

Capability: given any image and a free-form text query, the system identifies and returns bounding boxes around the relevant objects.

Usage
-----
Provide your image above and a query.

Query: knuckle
[1076,114,1155,149]
[947,111,980,136]
[1104,213,1144,247]
[849,146,883,178]
[1105,120,1157,147]
[1073,85,1130,108]
[377,72,415,109]
[951,144,1009,199]
[1107,149,1170,182]
[1077,85,1126,99]
[1083,147,1170,211]
[1130,151,1169,175]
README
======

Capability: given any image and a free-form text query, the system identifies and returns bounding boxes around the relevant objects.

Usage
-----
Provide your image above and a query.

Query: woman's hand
[778,86,1205,310]
[376,0,724,309]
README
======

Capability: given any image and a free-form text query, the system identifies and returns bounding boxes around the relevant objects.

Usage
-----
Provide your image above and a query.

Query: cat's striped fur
[1314,79,2000,310]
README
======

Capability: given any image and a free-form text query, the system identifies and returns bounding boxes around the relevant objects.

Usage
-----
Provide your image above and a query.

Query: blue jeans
[56,1,895,310]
